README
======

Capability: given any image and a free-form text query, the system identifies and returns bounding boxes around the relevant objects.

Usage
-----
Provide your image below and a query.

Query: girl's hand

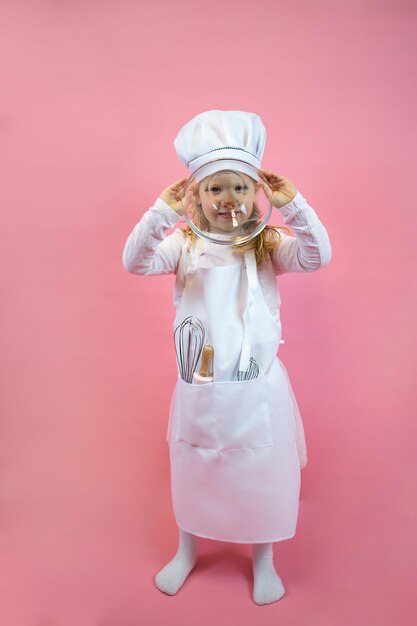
[258,169,298,208]
[159,178,196,216]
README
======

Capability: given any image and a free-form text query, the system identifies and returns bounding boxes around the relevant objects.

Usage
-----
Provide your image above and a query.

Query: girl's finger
[172,178,188,190]
[259,180,273,199]
[258,172,271,185]
[258,168,275,177]
[259,169,284,182]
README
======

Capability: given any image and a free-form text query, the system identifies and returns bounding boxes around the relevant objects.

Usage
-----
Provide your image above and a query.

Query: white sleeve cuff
[277,190,309,218]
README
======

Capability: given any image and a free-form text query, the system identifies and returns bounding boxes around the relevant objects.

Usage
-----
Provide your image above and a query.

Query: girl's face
[197,171,258,234]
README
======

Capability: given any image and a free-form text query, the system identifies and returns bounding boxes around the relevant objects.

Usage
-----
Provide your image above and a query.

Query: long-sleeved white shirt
[122,191,332,318]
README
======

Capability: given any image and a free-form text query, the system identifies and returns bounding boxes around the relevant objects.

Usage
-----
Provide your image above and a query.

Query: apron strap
[239,251,258,373]
[186,243,258,374]
[186,239,203,274]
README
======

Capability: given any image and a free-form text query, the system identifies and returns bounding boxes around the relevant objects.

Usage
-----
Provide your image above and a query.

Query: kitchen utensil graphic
[193,345,214,384]
[174,316,205,383]
[237,357,259,381]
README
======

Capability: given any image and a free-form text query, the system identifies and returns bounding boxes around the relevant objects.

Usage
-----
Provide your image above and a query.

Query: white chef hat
[174,110,266,182]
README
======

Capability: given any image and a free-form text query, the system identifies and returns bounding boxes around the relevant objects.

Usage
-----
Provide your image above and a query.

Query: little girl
[123,110,332,605]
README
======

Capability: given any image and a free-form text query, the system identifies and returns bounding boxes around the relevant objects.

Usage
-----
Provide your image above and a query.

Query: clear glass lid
[179,160,273,245]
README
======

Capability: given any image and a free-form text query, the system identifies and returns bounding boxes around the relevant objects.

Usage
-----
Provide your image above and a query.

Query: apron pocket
[172,374,273,452]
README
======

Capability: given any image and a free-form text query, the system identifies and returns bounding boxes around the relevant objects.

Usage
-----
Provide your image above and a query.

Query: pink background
[1,0,416,624]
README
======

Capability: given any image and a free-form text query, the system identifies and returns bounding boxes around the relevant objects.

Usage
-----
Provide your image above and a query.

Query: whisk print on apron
[167,242,303,543]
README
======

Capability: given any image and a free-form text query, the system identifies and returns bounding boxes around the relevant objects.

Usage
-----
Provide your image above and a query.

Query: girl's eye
[210,186,222,194]
[235,185,248,193]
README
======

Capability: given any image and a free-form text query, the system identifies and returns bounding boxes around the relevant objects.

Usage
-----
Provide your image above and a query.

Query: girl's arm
[258,170,331,273]
[271,191,332,273]
[122,198,184,275]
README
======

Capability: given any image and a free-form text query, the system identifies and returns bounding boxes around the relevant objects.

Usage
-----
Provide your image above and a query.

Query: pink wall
[1,0,416,624]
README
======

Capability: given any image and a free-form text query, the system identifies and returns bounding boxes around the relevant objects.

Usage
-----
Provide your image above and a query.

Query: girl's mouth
[218,211,240,218]
[218,210,240,227]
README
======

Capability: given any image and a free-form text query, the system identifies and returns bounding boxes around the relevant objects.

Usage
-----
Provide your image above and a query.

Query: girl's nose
[222,191,237,207]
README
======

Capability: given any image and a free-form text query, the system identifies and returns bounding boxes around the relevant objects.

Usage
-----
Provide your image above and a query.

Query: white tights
[154,528,198,596]
[154,528,285,605]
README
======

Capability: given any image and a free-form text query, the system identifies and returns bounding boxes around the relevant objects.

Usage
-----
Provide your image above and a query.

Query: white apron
[167,242,306,543]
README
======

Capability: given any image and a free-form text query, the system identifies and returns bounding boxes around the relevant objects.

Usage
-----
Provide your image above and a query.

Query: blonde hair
[182,201,290,266]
